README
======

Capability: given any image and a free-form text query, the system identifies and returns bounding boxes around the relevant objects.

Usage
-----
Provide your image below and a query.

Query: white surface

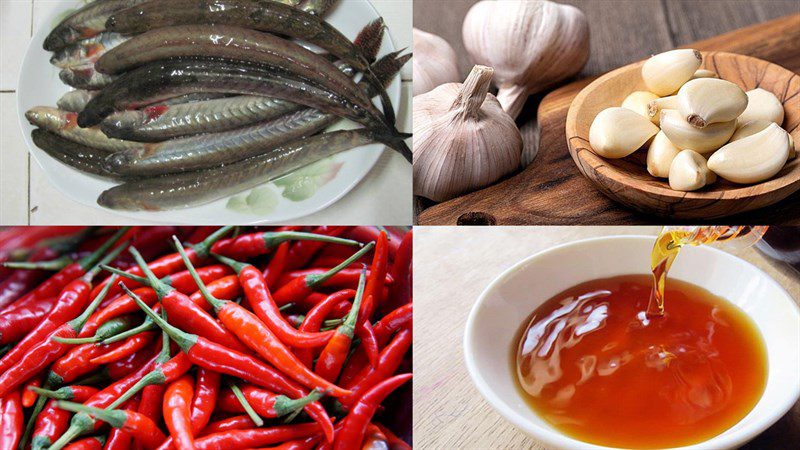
[0,0,412,225]
[464,236,800,450]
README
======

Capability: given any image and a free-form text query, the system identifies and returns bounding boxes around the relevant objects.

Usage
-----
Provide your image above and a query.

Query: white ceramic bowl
[17,0,401,224]
[463,236,800,450]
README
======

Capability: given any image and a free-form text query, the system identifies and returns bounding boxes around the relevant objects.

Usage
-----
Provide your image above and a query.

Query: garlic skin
[707,123,790,184]
[737,88,785,126]
[677,78,747,128]
[691,69,718,79]
[622,91,659,118]
[413,28,460,96]
[647,131,681,178]
[729,119,773,142]
[647,95,679,125]
[669,149,710,191]
[659,109,736,154]
[413,65,522,202]
[589,107,659,159]
[641,49,702,96]
[462,0,590,119]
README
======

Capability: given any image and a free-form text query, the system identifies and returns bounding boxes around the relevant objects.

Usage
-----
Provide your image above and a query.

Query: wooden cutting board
[417,14,800,225]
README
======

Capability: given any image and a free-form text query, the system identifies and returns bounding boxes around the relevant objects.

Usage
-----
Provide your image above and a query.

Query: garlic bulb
[647,131,681,178]
[659,109,736,154]
[677,78,747,128]
[707,123,790,184]
[669,149,711,192]
[589,107,659,159]
[413,28,460,96]
[641,49,702,96]
[737,88,785,126]
[647,95,679,125]
[413,65,522,201]
[622,91,659,118]
[462,0,590,119]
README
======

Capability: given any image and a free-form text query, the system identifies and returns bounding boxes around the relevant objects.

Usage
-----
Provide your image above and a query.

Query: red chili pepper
[0,295,58,345]
[374,423,411,450]
[217,385,326,419]
[64,436,106,450]
[333,374,413,450]
[285,226,349,270]
[185,226,220,245]
[104,397,140,450]
[0,390,23,450]
[193,423,322,450]
[386,231,412,313]
[82,288,159,337]
[339,329,412,409]
[356,231,390,367]
[315,269,367,383]
[0,227,84,252]
[252,435,320,450]
[295,290,356,368]
[189,274,242,307]
[28,386,99,450]
[124,286,335,443]
[55,314,140,346]
[22,375,43,407]
[49,342,115,385]
[361,423,389,450]
[263,242,290,288]
[105,342,158,380]
[90,331,157,365]
[215,255,339,348]
[197,415,256,437]
[56,401,167,450]
[137,384,166,448]
[0,246,65,310]
[190,367,220,433]
[211,230,360,261]
[275,269,392,292]
[163,374,195,450]
[346,227,400,260]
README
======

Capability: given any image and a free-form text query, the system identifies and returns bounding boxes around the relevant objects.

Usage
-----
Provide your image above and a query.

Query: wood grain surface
[413,0,800,224]
[413,226,800,449]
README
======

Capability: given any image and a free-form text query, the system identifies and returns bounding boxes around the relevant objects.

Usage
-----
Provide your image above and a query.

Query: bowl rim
[463,234,800,450]
[565,51,800,201]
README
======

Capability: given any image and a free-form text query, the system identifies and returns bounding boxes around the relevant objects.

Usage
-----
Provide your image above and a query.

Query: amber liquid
[514,275,767,449]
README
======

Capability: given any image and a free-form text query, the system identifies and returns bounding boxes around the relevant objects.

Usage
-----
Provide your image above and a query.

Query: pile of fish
[27,0,411,212]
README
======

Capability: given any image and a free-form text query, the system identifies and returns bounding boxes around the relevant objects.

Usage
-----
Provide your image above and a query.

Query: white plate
[17,0,402,224]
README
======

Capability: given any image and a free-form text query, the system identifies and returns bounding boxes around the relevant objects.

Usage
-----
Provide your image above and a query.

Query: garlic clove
[677,78,748,128]
[729,119,773,142]
[691,69,718,79]
[622,91,660,118]
[669,149,709,191]
[647,95,679,125]
[736,88,785,127]
[660,109,736,154]
[589,107,659,159]
[646,131,681,178]
[413,28,461,96]
[641,49,702,96]
[707,123,790,184]
[462,0,590,119]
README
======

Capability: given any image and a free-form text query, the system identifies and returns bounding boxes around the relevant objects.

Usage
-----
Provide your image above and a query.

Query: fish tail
[367,127,411,163]
[363,68,397,127]
[354,18,385,63]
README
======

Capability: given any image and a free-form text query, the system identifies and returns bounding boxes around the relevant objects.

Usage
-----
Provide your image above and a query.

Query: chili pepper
[295,290,356,368]
[218,385,326,420]
[161,374,195,450]
[28,386,99,450]
[339,329,412,409]
[189,274,241,307]
[64,436,106,450]
[197,415,256,437]
[82,288,159,337]
[227,381,264,427]
[0,247,66,311]
[54,315,140,345]
[346,227,401,260]
[275,269,392,293]
[123,286,335,443]
[178,239,348,397]
[186,227,220,245]
[361,423,388,450]
[386,231,412,313]
[104,397,140,450]
[374,423,411,450]
[315,268,367,383]
[112,227,179,271]
[22,376,43,407]
[357,308,380,369]
[0,227,84,252]
[56,402,167,450]
[356,231,390,367]
[191,367,220,433]
[102,264,232,301]
[137,383,166,450]
[89,227,233,301]
[90,331,157,365]
[192,423,322,450]
[49,343,113,385]
[211,230,360,261]
[253,435,321,450]
[333,374,413,450]
[105,341,157,380]
[0,390,23,450]
[285,226,349,270]
[263,242,290,288]
[0,295,58,345]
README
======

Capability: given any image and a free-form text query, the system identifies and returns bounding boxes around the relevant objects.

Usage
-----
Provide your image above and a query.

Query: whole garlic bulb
[462,0,590,119]
[413,28,460,96]
[413,65,523,202]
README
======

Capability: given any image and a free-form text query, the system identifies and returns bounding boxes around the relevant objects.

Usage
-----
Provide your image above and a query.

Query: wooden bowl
[566,51,800,220]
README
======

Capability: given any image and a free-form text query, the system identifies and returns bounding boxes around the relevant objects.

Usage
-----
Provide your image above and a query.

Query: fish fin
[371,50,411,87]
[354,18,385,63]
[363,68,397,127]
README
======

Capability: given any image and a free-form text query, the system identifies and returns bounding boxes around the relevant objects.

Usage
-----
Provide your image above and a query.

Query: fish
[104,0,397,126]
[43,0,149,51]
[50,32,128,69]
[31,129,121,179]
[78,58,390,142]
[26,106,141,153]
[97,128,402,211]
[60,65,116,90]
[57,90,98,112]
[300,0,340,16]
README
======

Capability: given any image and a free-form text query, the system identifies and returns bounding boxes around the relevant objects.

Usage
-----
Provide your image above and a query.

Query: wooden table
[413,226,800,449]
[413,0,800,224]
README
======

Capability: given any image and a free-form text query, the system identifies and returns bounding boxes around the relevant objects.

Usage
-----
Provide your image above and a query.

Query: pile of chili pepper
[0,226,412,450]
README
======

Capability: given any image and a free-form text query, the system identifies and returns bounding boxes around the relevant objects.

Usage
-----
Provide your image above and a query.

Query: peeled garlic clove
[589,107,659,159]
[413,28,461,96]
[737,88,785,126]
[660,109,736,154]
[707,123,790,184]
[691,69,718,79]
[729,119,773,142]
[647,95,678,125]
[677,78,747,128]
[647,131,681,178]
[669,149,709,191]
[622,91,660,118]
[642,49,702,96]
